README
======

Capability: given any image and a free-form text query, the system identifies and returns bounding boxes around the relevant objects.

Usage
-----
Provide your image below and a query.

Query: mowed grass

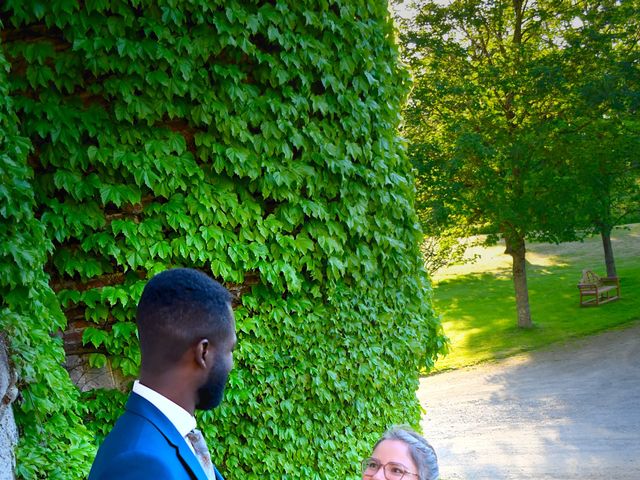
[430,224,640,373]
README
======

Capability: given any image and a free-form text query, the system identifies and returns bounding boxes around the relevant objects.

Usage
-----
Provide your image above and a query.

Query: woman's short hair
[374,426,439,480]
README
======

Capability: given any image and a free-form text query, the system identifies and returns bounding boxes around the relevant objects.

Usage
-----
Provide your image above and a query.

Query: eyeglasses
[361,458,419,480]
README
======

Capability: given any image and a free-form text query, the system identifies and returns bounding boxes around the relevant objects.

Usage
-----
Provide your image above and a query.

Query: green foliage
[1,1,445,479]
[397,0,639,327]
[0,44,95,479]
[563,1,640,240]
[419,232,478,276]
[400,0,588,243]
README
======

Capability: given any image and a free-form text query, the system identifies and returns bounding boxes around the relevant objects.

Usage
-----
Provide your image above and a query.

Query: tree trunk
[505,235,533,329]
[601,228,617,278]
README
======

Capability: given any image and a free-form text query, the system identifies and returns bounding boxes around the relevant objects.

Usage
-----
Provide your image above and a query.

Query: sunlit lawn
[430,224,640,372]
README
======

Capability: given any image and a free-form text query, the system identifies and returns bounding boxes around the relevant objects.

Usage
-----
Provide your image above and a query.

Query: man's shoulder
[110,409,168,444]
[89,394,188,479]
[97,393,180,450]
[92,410,171,458]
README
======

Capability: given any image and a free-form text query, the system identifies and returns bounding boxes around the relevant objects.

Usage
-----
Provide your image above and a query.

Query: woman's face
[362,439,418,480]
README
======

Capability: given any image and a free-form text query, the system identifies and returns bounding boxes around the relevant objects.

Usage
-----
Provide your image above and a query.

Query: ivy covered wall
[0,1,445,479]
[0,43,95,478]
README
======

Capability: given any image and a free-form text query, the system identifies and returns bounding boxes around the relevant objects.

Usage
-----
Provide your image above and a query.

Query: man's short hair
[136,268,232,372]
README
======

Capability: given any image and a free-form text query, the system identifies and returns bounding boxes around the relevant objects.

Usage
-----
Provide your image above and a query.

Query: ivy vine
[1,1,446,479]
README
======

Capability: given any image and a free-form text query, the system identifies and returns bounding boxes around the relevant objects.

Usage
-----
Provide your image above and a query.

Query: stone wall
[0,336,18,480]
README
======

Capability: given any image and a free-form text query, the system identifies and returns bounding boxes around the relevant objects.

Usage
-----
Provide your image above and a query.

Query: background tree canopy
[397,0,640,328]
[0,1,445,479]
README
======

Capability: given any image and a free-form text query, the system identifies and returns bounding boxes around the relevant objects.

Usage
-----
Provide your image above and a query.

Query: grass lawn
[430,224,640,373]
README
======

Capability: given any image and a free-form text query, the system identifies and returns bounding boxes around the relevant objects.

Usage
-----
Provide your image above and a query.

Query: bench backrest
[580,269,602,286]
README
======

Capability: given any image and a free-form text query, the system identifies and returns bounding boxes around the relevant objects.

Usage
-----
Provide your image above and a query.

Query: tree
[574,118,640,277]
[398,0,637,328]
[561,0,640,277]
[415,177,479,275]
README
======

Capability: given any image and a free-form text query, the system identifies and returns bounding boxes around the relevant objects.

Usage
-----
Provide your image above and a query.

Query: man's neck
[139,373,196,415]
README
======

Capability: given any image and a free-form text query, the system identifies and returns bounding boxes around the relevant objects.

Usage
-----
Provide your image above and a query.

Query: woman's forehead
[372,439,415,467]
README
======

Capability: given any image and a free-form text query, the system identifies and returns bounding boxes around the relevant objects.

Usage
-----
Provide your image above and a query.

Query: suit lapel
[176,437,211,480]
[126,393,210,480]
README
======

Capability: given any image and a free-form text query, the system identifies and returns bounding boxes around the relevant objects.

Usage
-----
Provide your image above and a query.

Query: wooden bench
[578,269,620,307]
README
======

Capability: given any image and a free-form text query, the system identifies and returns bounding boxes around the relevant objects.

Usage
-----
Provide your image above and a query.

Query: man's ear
[194,339,210,369]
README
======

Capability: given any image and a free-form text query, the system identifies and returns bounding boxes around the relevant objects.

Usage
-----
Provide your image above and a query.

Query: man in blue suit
[89,268,237,480]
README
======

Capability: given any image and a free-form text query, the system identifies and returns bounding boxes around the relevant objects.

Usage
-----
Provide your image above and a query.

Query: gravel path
[417,321,640,479]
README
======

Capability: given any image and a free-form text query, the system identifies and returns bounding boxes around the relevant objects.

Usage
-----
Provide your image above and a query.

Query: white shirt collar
[132,380,197,437]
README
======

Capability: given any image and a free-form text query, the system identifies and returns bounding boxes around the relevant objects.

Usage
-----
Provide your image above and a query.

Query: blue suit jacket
[89,393,224,480]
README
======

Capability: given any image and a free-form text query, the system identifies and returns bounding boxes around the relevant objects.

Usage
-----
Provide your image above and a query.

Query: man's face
[195,308,236,410]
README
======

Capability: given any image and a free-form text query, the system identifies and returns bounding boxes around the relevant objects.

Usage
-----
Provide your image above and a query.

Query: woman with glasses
[361,426,439,480]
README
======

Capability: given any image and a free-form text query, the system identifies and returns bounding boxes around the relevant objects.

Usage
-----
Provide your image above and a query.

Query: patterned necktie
[186,428,217,480]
